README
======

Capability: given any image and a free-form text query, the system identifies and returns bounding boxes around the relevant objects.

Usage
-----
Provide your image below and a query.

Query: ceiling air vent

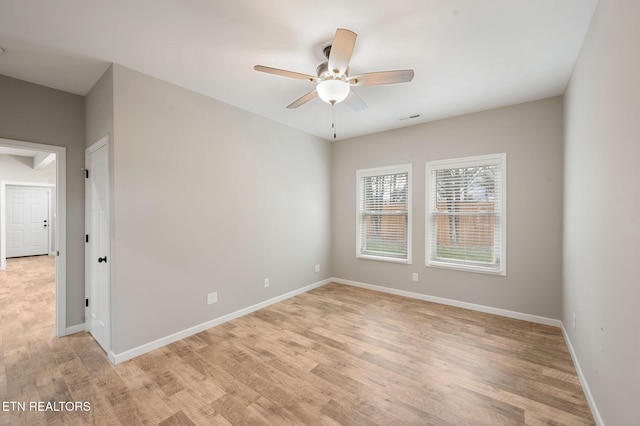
[399,114,421,121]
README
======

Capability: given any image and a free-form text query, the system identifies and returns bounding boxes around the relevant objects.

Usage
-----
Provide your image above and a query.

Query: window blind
[357,165,411,262]
[427,154,506,274]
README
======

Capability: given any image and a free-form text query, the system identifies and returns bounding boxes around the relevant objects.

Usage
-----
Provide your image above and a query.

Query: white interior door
[6,187,49,258]
[86,137,111,353]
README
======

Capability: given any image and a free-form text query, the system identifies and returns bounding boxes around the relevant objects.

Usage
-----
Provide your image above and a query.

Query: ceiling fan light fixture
[316,79,350,105]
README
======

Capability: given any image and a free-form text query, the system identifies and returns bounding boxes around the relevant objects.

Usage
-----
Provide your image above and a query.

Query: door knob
[98,256,107,263]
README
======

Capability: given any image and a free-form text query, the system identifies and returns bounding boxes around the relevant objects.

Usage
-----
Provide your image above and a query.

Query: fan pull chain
[332,103,337,139]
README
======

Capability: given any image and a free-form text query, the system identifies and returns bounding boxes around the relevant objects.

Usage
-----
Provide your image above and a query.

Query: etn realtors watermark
[2,401,91,412]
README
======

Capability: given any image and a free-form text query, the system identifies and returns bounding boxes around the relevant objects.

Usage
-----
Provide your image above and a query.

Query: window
[357,164,412,263]
[426,153,506,275]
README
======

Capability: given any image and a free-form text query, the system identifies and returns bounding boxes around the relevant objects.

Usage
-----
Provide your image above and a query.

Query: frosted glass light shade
[317,79,350,104]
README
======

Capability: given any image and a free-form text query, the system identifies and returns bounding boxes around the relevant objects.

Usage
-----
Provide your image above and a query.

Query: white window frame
[356,164,412,264]
[426,153,506,275]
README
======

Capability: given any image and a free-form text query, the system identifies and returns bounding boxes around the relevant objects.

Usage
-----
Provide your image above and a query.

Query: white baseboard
[561,324,604,425]
[109,276,562,364]
[110,278,333,364]
[65,323,86,335]
[332,278,562,327]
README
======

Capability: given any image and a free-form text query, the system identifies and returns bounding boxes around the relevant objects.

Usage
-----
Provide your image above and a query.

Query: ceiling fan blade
[344,91,367,112]
[328,28,357,76]
[254,65,317,82]
[348,69,415,86]
[286,90,318,109]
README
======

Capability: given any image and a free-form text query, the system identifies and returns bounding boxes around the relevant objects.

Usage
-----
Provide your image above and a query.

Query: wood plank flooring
[0,255,595,425]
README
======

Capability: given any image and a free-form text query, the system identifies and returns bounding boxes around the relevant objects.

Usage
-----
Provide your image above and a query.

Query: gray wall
[563,0,640,424]
[332,97,564,319]
[0,75,85,327]
[109,65,332,354]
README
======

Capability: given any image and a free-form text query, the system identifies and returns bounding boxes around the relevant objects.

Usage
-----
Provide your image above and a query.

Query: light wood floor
[1,256,594,425]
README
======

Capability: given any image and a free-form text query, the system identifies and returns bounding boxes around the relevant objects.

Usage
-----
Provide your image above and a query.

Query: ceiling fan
[254,28,415,114]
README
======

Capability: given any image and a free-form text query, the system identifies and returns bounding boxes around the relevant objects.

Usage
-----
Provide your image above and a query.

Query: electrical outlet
[264,278,270,288]
[412,272,419,282]
[207,292,218,305]
[572,312,576,330]
[315,264,320,273]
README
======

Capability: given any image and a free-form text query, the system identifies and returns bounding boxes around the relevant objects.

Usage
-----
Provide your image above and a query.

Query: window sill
[427,260,505,276]
[357,253,412,264]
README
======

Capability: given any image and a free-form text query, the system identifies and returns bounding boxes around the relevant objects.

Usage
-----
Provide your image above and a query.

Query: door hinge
[85,298,89,307]
[85,234,89,243]
[56,251,60,256]
[84,169,89,178]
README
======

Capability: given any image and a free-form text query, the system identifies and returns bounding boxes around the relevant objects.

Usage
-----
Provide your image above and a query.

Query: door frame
[3,184,54,257]
[0,137,67,337]
[85,135,112,354]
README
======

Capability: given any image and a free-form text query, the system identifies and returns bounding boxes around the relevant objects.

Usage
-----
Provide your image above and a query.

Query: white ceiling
[0,0,598,141]
[0,146,40,158]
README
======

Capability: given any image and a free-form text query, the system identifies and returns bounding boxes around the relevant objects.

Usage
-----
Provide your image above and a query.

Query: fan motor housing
[316,61,349,80]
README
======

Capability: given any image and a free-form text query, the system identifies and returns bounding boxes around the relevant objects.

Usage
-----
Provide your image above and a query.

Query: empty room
[0,0,638,425]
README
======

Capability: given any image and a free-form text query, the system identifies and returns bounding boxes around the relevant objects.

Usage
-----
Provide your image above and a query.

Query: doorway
[0,137,67,337]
